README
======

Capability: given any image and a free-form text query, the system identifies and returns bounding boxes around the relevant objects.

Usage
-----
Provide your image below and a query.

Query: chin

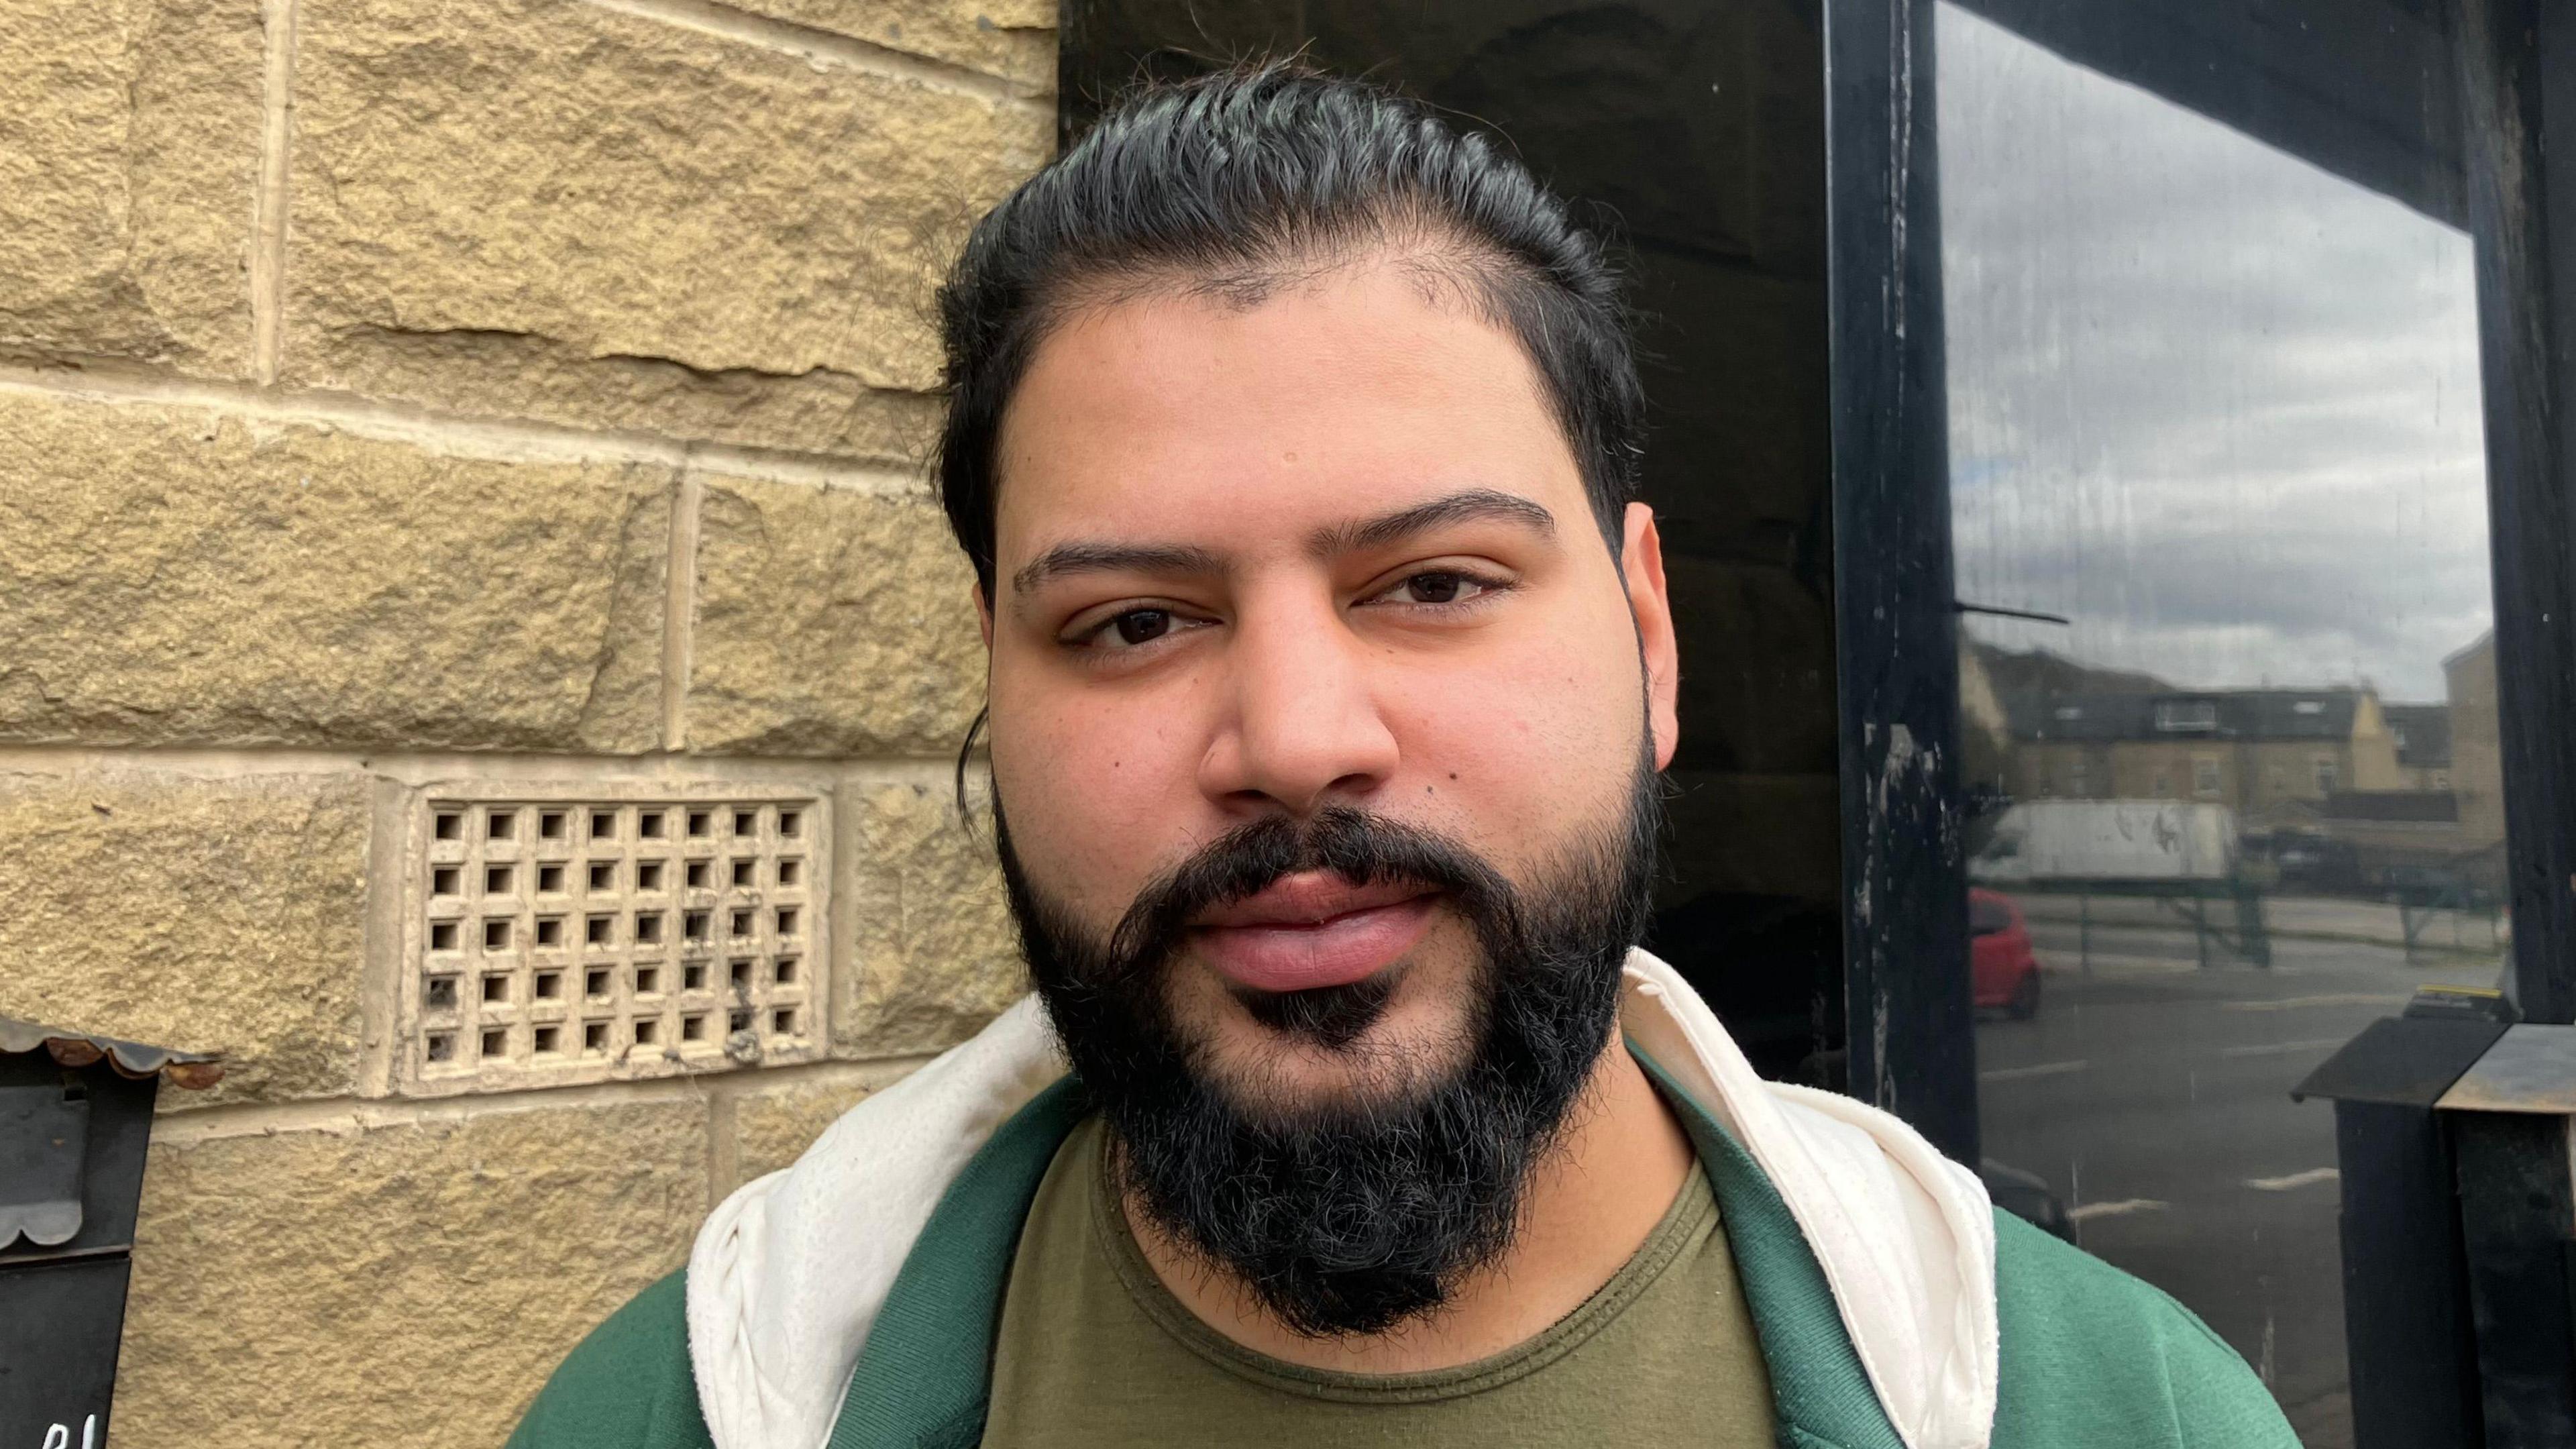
[1179,977,1481,1123]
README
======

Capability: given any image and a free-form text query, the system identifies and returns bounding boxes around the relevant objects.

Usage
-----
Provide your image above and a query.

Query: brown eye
[1406,572,1464,603]
[1112,609,1171,646]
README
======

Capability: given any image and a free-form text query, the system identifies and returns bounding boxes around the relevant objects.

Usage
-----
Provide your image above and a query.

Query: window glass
[1936,7,2504,1442]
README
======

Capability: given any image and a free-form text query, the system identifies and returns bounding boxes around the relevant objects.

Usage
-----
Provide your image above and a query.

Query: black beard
[994,756,1662,1339]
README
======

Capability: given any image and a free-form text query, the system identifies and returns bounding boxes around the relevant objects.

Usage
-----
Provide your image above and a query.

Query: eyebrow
[1011,541,1226,597]
[1009,487,1558,597]
[1307,487,1557,557]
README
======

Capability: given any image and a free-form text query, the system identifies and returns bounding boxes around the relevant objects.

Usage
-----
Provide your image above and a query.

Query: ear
[975,581,995,651]
[1620,502,1680,770]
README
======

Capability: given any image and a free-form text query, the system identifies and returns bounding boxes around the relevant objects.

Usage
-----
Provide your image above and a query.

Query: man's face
[983,256,1680,1114]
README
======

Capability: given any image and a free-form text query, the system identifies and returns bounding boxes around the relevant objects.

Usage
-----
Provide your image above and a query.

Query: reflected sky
[1938,4,2490,701]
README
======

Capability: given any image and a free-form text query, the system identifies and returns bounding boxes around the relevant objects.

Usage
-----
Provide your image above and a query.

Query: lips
[1189,871,1440,995]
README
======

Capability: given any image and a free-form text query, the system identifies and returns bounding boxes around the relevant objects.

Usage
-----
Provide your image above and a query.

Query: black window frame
[1821,0,2576,1159]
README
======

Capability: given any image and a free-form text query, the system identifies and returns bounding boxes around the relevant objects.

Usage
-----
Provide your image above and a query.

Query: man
[513,66,2296,1449]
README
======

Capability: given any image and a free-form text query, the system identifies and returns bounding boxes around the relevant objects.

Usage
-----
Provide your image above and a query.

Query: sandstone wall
[0,1,1050,1441]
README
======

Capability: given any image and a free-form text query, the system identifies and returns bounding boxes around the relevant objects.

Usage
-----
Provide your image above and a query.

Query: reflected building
[1964,635,2507,897]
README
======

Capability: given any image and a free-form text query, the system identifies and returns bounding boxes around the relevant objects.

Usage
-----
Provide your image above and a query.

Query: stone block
[733,0,1054,90]
[284,0,1052,455]
[115,1097,708,1448]
[837,779,1024,1057]
[0,772,368,1104]
[0,393,672,751]
[726,1068,912,1189]
[687,478,983,756]
[0,0,264,373]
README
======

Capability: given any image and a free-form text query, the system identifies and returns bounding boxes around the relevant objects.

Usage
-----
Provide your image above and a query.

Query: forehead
[992,260,1587,557]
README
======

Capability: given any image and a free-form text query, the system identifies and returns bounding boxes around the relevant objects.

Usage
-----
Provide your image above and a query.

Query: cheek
[988,668,1205,921]
[1385,617,1642,857]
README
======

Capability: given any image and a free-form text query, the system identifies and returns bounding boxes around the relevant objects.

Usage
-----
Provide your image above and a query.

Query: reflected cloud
[1938,3,2489,700]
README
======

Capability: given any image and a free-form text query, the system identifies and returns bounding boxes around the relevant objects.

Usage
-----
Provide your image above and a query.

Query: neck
[1118,1033,1697,1375]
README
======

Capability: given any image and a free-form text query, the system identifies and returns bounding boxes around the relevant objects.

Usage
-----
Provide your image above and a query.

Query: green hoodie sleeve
[1989,1212,2301,1448]
[507,1270,716,1449]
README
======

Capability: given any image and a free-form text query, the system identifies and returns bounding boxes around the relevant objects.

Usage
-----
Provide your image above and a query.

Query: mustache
[1102,806,1520,985]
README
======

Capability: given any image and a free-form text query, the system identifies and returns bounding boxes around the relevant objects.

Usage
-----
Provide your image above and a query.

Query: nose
[1197,590,1400,817]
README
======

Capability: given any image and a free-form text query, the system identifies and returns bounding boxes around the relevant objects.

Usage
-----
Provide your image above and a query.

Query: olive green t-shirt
[980,1115,1776,1447]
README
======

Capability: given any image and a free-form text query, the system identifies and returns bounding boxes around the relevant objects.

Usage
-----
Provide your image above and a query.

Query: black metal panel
[2451,1112,2576,1446]
[1821,0,1977,1160]
[2294,1016,2511,1109]
[2455,0,2576,1028]
[0,1254,127,1447]
[2332,1102,2484,1449]
[0,1052,158,1260]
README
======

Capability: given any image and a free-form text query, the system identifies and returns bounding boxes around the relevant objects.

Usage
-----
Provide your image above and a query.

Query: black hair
[931,61,1646,596]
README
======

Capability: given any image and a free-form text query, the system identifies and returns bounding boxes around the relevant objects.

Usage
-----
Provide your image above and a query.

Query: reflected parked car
[1970,888,2041,1020]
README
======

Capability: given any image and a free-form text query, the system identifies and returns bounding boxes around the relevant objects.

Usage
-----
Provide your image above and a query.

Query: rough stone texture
[0,772,368,1104]
[838,779,1024,1057]
[283,0,1053,456]
[0,0,264,374]
[733,0,1054,91]
[727,1069,911,1189]
[0,393,672,750]
[116,1098,708,1448]
[688,477,983,755]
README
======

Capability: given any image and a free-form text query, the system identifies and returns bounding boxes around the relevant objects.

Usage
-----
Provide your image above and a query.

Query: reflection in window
[1937,6,2500,1444]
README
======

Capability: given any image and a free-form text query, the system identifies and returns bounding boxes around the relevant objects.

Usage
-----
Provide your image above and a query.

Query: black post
[2334,1101,2484,1449]
[1822,0,1978,1161]
[2451,1112,2576,1445]
[2457,0,2576,1026]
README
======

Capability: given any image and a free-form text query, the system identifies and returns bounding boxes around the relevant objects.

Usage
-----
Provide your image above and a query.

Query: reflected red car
[1970,888,2041,1020]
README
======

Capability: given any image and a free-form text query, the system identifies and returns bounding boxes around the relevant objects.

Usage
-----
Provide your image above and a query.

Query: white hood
[685,950,1999,1449]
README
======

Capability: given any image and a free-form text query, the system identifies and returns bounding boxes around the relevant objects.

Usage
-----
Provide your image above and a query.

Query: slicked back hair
[932,62,1646,597]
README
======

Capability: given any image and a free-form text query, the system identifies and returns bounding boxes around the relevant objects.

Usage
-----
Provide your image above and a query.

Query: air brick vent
[398,788,826,1093]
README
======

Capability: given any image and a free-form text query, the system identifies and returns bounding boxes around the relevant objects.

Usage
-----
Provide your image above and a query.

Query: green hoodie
[511,1067,2298,1449]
